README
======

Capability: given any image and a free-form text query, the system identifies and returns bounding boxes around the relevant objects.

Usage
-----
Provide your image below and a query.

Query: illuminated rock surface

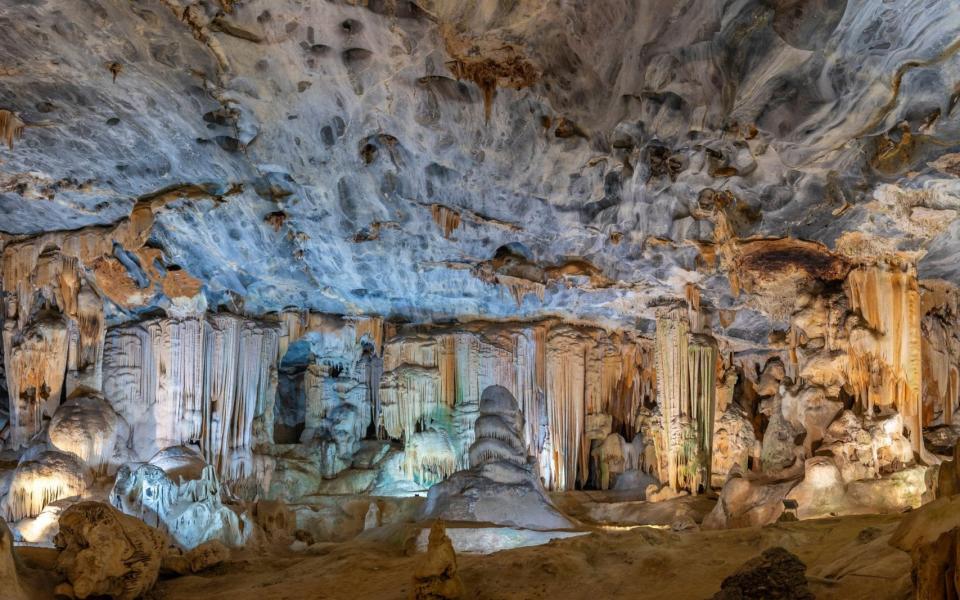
[422,385,573,530]
[1,0,960,598]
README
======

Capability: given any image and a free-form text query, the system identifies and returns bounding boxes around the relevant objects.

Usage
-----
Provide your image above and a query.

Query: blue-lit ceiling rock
[1,0,959,343]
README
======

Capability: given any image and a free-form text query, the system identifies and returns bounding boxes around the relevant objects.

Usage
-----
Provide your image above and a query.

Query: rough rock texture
[2,0,960,551]
[252,499,295,542]
[712,546,814,600]
[54,501,166,600]
[908,527,960,600]
[422,385,573,530]
[703,470,799,529]
[161,540,230,576]
[3,0,960,343]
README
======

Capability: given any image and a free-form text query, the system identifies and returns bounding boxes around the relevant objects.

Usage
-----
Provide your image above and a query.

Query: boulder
[54,501,166,600]
[252,499,295,542]
[785,457,847,519]
[712,546,814,599]
[703,470,799,529]
[161,540,229,575]
[0,519,28,600]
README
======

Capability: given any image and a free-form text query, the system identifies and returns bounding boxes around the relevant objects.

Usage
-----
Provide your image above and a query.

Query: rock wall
[0,222,956,538]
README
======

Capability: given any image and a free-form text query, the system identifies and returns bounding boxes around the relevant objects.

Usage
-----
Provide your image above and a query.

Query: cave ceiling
[2,0,960,346]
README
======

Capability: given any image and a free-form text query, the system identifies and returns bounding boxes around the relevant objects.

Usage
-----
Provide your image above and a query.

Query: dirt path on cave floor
[150,513,913,600]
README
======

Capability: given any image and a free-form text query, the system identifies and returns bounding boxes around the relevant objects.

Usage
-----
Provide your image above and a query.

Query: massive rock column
[654,306,718,493]
[844,262,931,461]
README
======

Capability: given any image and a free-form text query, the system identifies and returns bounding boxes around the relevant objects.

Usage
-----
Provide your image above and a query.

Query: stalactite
[403,431,457,486]
[203,315,278,481]
[430,204,462,239]
[654,307,718,493]
[545,326,586,490]
[3,451,89,522]
[203,314,241,468]
[351,315,384,356]
[687,333,719,489]
[608,341,655,435]
[66,283,105,394]
[103,313,279,480]
[379,366,441,441]
[514,328,542,458]
[844,263,927,457]
[147,317,205,448]
[922,315,959,425]
[3,315,69,448]
[920,283,960,426]
[685,283,704,332]
[439,335,457,408]
[497,274,545,307]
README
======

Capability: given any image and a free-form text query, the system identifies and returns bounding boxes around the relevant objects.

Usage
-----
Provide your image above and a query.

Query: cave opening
[274,339,312,444]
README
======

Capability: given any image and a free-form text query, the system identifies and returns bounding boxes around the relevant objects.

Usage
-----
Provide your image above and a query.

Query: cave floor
[149,511,912,600]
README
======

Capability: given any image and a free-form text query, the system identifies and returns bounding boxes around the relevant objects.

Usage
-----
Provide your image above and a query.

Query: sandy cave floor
[137,512,913,600]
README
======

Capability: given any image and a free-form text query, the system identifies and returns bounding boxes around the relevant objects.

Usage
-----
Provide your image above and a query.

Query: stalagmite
[410,521,464,600]
[423,385,573,529]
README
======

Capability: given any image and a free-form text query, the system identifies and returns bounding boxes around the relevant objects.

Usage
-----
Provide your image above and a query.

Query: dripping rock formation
[0,0,959,598]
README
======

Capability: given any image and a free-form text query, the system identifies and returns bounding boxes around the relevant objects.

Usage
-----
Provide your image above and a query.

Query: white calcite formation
[4,1,960,566]
[422,385,573,531]
[48,393,126,475]
[653,305,719,493]
[103,313,279,485]
[2,450,90,523]
[377,322,654,493]
[112,446,252,550]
